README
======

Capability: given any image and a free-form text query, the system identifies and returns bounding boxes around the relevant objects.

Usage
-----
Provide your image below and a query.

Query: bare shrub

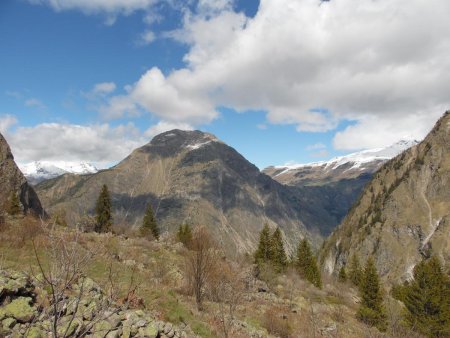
[262,306,292,338]
[184,226,218,311]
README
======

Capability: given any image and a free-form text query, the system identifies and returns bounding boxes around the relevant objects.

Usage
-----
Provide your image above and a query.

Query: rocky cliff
[36,130,322,254]
[0,132,45,217]
[321,111,450,284]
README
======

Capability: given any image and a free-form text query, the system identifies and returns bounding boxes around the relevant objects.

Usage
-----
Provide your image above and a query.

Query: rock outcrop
[0,133,45,217]
[0,269,194,338]
[321,111,450,284]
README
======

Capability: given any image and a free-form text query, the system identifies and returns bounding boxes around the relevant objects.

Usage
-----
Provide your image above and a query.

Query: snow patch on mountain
[20,161,98,184]
[274,140,419,176]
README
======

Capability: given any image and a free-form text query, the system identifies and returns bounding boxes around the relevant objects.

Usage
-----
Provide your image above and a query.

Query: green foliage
[400,256,450,337]
[141,204,159,240]
[270,228,288,271]
[357,256,387,332]
[338,266,347,283]
[348,254,363,287]
[177,224,192,247]
[95,184,112,233]
[295,239,322,288]
[6,192,21,216]
[254,224,272,264]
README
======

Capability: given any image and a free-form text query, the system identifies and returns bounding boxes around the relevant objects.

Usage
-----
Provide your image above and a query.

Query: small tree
[140,204,159,240]
[348,254,363,287]
[95,184,112,233]
[177,223,193,247]
[6,192,21,215]
[270,228,287,271]
[296,239,322,288]
[338,266,347,283]
[402,256,450,337]
[254,223,272,264]
[357,256,387,331]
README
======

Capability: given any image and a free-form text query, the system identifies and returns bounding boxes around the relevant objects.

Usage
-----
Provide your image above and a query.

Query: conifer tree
[141,203,159,240]
[254,223,272,263]
[339,266,347,283]
[348,254,363,287]
[270,228,287,271]
[402,256,450,337]
[95,184,112,232]
[357,256,387,332]
[6,192,21,215]
[177,223,193,247]
[296,239,322,288]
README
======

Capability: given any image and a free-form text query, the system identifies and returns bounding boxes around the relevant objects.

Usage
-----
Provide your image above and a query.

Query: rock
[106,329,120,338]
[2,317,16,330]
[136,319,147,328]
[137,322,158,338]
[121,325,131,338]
[163,322,173,334]
[4,297,36,322]
[25,326,44,338]
[93,320,114,338]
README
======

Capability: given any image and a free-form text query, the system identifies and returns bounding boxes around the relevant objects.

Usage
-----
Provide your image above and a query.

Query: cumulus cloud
[306,143,326,151]
[103,0,449,149]
[138,30,156,45]
[0,116,196,166]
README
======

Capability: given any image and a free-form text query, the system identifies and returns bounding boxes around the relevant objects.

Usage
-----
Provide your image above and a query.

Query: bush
[263,306,292,338]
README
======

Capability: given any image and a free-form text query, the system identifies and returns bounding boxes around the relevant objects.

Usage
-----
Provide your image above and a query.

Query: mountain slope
[321,111,450,284]
[20,161,98,185]
[36,130,322,254]
[264,140,418,235]
[0,133,46,216]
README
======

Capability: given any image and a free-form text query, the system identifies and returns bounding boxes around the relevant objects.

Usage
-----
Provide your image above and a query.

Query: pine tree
[270,228,287,271]
[357,256,387,332]
[348,254,363,287]
[296,239,322,288]
[141,204,159,240]
[402,256,450,337]
[95,184,112,233]
[6,192,21,215]
[339,266,347,283]
[177,224,193,247]
[254,224,272,263]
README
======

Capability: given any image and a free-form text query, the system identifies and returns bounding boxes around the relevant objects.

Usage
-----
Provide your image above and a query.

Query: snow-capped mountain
[20,161,98,185]
[264,140,419,186]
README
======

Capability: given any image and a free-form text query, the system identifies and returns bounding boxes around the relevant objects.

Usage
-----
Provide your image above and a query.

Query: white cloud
[102,0,449,149]
[25,98,47,110]
[0,116,196,166]
[139,30,156,45]
[311,149,329,158]
[0,115,18,134]
[28,0,158,16]
[92,82,116,95]
[306,143,326,151]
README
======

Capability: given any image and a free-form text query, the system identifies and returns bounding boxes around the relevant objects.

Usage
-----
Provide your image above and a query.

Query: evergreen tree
[270,228,287,271]
[6,192,21,215]
[177,224,193,247]
[348,254,363,287]
[296,239,322,288]
[254,223,272,263]
[357,256,387,332]
[95,184,112,232]
[402,256,450,337]
[141,204,159,240]
[339,266,347,283]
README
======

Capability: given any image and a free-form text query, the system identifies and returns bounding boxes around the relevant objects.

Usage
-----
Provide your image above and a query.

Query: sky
[0,0,448,169]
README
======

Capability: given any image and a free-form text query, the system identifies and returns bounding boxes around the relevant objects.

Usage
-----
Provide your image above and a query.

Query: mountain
[0,133,46,217]
[264,140,418,186]
[35,130,324,254]
[20,161,98,185]
[321,111,450,284]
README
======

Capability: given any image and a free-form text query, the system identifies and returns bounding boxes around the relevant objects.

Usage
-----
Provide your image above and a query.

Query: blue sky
[0,0,448,169]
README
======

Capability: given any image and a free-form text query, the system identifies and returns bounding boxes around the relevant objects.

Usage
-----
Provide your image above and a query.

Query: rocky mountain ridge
[321,111,450,284]
[0,132,45,217]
